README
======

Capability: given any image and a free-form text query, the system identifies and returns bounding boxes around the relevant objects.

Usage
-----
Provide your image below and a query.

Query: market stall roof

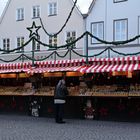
[0,56,140,74]
[78,56,140,73]
[0,62,32,73]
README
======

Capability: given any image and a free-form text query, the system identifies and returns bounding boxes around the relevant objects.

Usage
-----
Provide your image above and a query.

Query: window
[49,35,57,48]
[114,0,128,3]
[48,2,57,16]
[34,36,40,51]
[66,31,76,48]
[32,6,40,18]
[91,22,104,44]
[17,37,24,52]
[3,38,10,51]
[114,19,128,41]
[16,8,24,21]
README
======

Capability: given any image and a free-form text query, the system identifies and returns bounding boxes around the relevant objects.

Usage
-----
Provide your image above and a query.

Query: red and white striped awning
[77,56,140,73]
[0,56,140,74]
[26,59,86,74]
[0,62,32,73]
[0,59,86,74]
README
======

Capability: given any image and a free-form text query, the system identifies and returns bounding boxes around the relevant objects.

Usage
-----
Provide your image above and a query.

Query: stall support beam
[32,38,35,67]
[54,51,56,61]
[69,48,72,60]
[108,49,110,58]
[86,34,89,64]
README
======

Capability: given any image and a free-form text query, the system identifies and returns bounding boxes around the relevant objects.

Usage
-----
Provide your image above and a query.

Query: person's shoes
[59,121,65,123]
[56,121,65,124]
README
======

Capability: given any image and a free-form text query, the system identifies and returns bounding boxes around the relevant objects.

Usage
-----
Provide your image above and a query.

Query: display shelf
[0,85,140,97]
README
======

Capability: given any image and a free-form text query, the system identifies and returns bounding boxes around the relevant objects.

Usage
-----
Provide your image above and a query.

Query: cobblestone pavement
[0,114,140,140]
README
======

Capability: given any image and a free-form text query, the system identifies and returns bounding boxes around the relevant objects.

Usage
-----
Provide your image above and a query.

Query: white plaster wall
[86,0,140,58]
[0,0,85,61]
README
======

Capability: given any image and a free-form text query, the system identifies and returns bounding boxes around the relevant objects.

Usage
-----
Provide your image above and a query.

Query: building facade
[86,0,140,58]
[0,0,85,63]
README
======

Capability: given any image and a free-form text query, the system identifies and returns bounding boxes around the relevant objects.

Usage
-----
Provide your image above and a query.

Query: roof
[0,0,11,24]
[71,0,84,17]
[87,0,96,16]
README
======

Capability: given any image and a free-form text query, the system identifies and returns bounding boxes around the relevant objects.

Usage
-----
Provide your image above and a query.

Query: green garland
[39,0,78,37]
[2,31,140,53]
[1,44,140,63]
[109,47,140,56]
[0,32,86,53]
[1,0,140,63]
[0,38,32,53]
[72,47,108,58]
[0,54,23,63]
[1,30,140,63]
[56,49,70,58]
[87,32,140,45]
[34,32,86,49]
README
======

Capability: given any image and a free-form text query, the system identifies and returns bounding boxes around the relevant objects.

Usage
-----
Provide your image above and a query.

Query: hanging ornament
[27,21,41,38]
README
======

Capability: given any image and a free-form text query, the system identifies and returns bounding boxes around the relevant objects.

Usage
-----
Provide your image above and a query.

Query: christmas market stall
[0,56,140,120]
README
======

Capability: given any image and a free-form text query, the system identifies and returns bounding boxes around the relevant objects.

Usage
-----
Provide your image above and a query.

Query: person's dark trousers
[55,104,64,123]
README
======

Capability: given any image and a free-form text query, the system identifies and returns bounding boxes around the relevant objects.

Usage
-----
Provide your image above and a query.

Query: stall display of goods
[1,82,140,97]
[37,87,55,96]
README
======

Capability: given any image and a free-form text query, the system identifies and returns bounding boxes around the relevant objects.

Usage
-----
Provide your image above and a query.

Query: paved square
[0,114,140,140]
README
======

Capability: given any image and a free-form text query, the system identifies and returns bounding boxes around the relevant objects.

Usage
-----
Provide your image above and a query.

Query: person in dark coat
[54,79,68,123]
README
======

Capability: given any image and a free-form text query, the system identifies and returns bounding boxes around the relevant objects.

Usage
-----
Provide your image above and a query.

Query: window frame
[49,34,58,49]
[113,18,128,42]
[3,38,10,51]
[32,5,40,18]
[16,37,24,52]
[91,21,104,44]
[66,31,76,49]
[114,0,128,3]
[16,8,24,21]
[48,2,57,16]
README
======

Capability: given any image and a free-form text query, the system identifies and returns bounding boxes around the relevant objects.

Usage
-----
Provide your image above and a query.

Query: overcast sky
[0,0,92,15]
[76,0,92,13]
